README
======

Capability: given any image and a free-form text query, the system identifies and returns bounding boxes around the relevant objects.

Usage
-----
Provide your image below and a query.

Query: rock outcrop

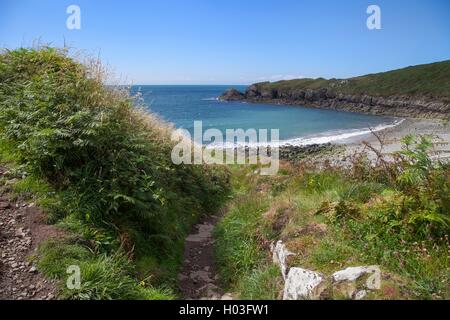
[219,88,245,101]
[219,85,449,119]
[283,268,327,300]
[271,240,295,280]
[331,266,381,300]
[271,240,382,300]
[239,144,334,163]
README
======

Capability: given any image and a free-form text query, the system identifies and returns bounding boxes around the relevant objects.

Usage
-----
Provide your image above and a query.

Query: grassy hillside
[257,60,450,101]
[215,137,449,300]
[0,47,230,299]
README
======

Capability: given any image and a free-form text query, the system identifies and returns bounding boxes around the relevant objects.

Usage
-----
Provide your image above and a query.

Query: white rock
[271,240,295,280]
[283,267,327,300]
[332,265,380,289]
[331,265,381,298]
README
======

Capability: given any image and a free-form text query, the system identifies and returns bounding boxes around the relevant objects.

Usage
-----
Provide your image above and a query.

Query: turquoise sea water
[131,85,400,146]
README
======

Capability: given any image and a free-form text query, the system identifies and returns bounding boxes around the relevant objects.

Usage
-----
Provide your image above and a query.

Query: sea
[130,85,402,146]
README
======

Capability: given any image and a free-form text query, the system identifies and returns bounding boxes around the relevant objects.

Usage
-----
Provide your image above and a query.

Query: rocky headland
[220,84,449,119]
[220,60,450,119]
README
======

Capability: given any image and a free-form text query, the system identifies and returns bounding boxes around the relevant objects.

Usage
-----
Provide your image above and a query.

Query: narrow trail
[0,167,60,300]
[178,214,232,300]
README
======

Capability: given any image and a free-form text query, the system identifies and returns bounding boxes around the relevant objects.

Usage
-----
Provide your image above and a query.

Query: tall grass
[215,138,449,299]
[0,47,230,299]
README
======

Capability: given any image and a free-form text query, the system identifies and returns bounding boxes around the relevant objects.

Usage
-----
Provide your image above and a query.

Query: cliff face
[220,85,449,119]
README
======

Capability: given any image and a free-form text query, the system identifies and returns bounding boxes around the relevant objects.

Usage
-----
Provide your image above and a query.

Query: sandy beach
[323,118,450,165]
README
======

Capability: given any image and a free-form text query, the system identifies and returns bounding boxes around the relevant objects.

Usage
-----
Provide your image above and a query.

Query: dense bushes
[0,47,230,298]
[352,136,449,238]
[215,136,449,299]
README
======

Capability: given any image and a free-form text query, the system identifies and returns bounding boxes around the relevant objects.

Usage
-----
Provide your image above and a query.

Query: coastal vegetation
[0,46,448,300]
[0,47,230,299]
[215,137,449,299]
[254,60,450,101]
[220,60,450,119]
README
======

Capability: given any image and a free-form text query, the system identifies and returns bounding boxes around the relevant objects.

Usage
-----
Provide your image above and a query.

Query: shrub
[215,135,448,299]
[396,137,448,236]
[0,46,229,241]
[0,47,230,298]
[345,135,449,237]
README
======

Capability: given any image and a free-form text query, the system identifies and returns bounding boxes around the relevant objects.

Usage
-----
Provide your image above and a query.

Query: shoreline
[202,118,449,163]
[234,118,449,163]
[332,118,450,164]
[204,117,404,149]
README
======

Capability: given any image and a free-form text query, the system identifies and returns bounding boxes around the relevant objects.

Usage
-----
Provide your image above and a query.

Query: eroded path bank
[178,214,232,300]
[0,167,59,300]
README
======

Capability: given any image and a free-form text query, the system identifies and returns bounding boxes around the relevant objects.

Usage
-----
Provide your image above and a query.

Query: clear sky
[1,0,449,84]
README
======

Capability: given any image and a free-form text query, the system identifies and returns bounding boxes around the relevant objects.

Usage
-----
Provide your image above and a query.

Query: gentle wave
[282,119,405,146]
[201,97,219,101]
[205,119,405,149]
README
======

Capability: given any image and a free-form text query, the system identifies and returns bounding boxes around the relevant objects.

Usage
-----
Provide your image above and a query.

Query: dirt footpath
[178,214,232,300]
[0,167,61,300]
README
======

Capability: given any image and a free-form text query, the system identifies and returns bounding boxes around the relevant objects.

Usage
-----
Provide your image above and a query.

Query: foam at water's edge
[282,118,405,146]
[205,119,405,149]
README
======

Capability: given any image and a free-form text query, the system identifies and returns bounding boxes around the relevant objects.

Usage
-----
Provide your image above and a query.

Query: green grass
[256,60,450,101]
[2,46,447,300]
[215,138,449,300]
[0,46,230,299]
[237,265,282,300]
[37,240,175,300]
[214,195,269,286]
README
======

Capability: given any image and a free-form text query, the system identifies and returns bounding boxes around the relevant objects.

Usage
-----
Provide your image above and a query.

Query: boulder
[331,265,381,299]
[219,88,244,101]
[271,240,295,280]
[332,265,380,285]
[283,267,327,300]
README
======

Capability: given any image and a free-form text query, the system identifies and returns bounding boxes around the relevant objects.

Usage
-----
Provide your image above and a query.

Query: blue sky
[1,0,449,84]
